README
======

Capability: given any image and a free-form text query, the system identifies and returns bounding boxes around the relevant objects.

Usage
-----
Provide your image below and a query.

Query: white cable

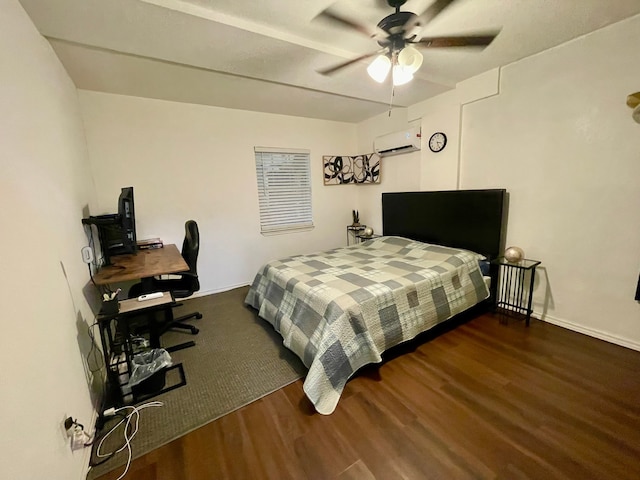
[117,412,134,480]
[95,401,164,480]
[96,402,163,457]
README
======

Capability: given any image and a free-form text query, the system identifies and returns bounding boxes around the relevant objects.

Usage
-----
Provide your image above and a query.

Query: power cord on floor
[88,401,164,480]
[86,320,104,375]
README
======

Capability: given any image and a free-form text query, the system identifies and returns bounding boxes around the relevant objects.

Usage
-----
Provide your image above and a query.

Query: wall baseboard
[537,311,640,352]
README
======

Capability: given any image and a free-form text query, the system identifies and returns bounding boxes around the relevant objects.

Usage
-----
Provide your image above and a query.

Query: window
[254,147,313,234]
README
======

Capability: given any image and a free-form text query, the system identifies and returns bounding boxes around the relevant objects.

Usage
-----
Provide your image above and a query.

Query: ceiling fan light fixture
[367,55,391,83]
[397,46,423,74]
[392,64,414,86]
[316,1,502,88]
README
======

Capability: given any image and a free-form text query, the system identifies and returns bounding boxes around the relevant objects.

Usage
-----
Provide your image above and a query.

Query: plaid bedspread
[244,236,489,414]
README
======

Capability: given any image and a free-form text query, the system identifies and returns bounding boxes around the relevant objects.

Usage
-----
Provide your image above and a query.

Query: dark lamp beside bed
[504,246,525,263]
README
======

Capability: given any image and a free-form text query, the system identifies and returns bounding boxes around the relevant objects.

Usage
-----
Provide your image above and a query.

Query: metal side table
[346,225,366,245]
[491,257,541,326]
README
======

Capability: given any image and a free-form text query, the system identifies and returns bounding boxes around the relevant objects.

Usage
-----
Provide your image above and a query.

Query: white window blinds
[254,147,313,234]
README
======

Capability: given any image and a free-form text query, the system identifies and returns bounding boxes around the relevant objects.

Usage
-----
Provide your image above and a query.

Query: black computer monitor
[82,187,137,265]
[118,186,137,254]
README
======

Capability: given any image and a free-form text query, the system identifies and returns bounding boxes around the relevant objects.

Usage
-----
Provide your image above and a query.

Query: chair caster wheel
[195,313,203,319]
[191,327,199,334]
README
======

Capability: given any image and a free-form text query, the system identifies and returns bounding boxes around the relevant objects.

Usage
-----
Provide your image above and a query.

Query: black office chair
[129,220,203,343]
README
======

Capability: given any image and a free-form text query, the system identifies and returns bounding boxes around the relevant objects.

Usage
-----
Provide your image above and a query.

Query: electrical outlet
[81,246,94,264]
[70,429,92,451]
[64,416,75,436]
[64,416,92,450]
[61,415,73,442]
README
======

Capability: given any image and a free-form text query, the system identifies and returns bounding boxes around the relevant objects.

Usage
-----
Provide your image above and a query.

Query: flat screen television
[82,187,137,265]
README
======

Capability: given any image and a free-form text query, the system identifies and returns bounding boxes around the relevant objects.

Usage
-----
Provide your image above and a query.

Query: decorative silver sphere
[363,227,374,237]
[504,246,525,263]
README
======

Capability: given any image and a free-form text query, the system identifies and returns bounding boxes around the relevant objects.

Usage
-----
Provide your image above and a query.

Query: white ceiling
[19,0,640,123]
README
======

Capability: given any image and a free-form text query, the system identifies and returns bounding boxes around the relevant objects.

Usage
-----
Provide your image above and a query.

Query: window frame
[254,147,314,235]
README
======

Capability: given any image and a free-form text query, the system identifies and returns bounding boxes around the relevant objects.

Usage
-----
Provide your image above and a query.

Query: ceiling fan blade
[373,0,393,9]
[411,32,499,48]
[317,51,382,76]
[405,0,458,32]
[316,7,382,39]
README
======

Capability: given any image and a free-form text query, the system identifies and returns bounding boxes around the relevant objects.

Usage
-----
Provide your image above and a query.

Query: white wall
[3,4,635,479]
[0,1,98,478]
[383,16,640,348]
[411,68,501,191]
[355,107,422,233]
[79,92,359,294]
[353,70,500,234]
[462,15,640,347]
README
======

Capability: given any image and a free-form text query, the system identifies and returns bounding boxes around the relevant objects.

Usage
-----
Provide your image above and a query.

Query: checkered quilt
[244,236,489,414]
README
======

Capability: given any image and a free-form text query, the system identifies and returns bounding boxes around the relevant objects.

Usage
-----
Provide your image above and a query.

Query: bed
[245,189,507,414]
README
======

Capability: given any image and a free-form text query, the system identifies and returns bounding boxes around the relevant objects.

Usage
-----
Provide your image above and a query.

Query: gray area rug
[88,286,306,478]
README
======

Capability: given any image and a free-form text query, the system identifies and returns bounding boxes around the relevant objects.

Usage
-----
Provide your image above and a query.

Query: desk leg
[98,320,111,375]
[146,310,163,349]
[98,319,118,406]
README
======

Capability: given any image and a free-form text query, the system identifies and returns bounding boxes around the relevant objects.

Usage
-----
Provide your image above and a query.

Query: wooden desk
[93,244,188,285]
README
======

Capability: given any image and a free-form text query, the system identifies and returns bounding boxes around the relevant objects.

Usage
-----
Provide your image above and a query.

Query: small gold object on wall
[627,92,640,124]
[626,92,640,108]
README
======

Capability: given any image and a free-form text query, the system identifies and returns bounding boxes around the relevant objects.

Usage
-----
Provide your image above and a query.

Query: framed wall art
[323,153,381,185]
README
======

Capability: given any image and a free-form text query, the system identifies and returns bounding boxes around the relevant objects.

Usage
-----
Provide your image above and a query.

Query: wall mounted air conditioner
[373,127,421,157]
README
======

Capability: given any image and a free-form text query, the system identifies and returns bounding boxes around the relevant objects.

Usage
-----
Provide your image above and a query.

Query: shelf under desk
[118,291,175,313]
[97,291,187,406]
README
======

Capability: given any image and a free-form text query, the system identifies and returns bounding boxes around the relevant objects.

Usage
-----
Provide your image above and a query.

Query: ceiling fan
[316,0,500,86]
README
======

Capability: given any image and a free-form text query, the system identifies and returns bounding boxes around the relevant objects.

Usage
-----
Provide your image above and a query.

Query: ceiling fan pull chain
[388,84,395,117]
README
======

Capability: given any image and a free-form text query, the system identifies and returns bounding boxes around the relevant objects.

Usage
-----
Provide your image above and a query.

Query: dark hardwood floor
[95,313,640,480]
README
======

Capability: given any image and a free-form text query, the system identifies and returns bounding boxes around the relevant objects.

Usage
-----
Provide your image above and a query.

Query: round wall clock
[428,132,447,153]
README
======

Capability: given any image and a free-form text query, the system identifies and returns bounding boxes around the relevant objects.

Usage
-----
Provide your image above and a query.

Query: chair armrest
[157,271,197,280]
[178,271,198,279]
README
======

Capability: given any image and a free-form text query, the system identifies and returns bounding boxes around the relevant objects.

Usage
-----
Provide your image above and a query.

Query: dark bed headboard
[382,189,507,259]
[382,188,507,293]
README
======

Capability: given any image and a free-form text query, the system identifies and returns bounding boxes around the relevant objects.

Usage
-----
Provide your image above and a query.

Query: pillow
[478,259,491,276]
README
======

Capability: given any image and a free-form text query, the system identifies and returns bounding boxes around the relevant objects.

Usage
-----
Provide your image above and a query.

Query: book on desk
[137,237,164,250]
